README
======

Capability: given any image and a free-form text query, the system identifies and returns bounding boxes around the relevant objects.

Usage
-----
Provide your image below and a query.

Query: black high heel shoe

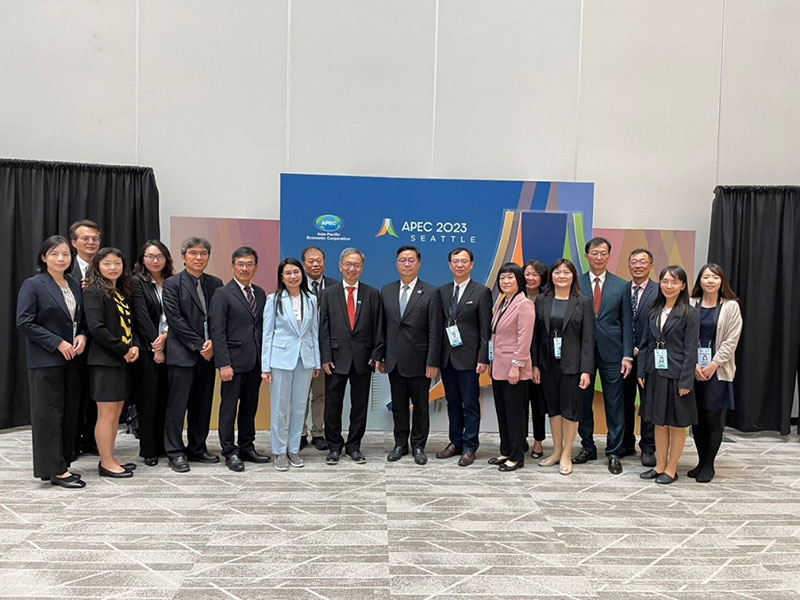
[498,461,524,472]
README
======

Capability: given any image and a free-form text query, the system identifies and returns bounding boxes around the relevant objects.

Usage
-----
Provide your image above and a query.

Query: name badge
[553,336,562,360]
[446,324,463,347]
[698,347,712,368]
[488,340,494,362]
[203,320,210,341]
[159,320,168,335]
[655,348,669,370]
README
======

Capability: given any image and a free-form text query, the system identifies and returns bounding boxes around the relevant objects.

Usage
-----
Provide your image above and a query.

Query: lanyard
[492,295,515,335]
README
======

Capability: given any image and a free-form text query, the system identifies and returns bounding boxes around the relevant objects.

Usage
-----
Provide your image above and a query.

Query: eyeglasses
[660,279,681,287]
[234,261,256,269]
[186,250,209,258]
[450,259,471,266]
[588,251,609,258]
[629,260,651,266]
[144,254,165,262]
[282,269,302,277]
[78,236,100,243]
[397,258,418,265]
[341,262,363,271]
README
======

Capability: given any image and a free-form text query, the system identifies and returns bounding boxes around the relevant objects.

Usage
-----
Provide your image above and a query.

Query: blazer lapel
[335,285,353,331]
[402,283,424,321]
[231,281,256,321]
[42,275,72,320]
[456,281,476,315]
[281,293,301,335]
[561,295,579,332]
[182,271,205,313]
[541,294,553,335]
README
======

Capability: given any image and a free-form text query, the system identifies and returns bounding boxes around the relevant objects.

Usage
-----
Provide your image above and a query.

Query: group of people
[16,224,742,489]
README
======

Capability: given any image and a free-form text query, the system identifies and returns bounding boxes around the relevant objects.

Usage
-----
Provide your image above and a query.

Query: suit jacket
[16,273,88,368]
[380,279,443,377]
[531,294,595,375]
[319,281,383,375]
[308,275,339,307]
[438,280,492,370]
[83,286,138,367]
[209,279,266,373]
[637,305,699,390]
[162,270,223,367]
[132,275,164,352]
[491,292,535,381]
[689,297,742,382]
[629,278,658,351]
[579,271,633,363]
[261,291,320,371]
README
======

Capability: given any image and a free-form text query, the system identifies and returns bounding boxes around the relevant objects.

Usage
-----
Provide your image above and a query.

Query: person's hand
[153,349,166,364]
[579,373,591,389]
[425,366,440,380]
[219,366,234,382]
[72,335,87,356]
[678,388,691,396]
[322,362,335,375]
[124,346,139,363]
[81,278,89,290]
[313,368,321,378]
[262,372,272,384]
[633,347,639,358]
[701,361,719,380]
[200,340,214,361]
[57,340,76,361]
[621,359,633,378]
[531,366,541,384]
[152,332,167,353]
[509,365,520,385]
[376,361,386,374]
[638,377,645,388]
[476,362,488,375]
[695,364,706,381]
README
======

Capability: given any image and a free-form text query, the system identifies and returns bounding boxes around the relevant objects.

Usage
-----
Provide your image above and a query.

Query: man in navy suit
[209,247,270,472]
[379,246,443,465]
[622,248,657,467]
[575,237,634,475]
[162,237,223,473]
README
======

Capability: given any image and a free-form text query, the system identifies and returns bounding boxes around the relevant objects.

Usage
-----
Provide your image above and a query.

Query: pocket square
[466,300,474,304]
[417,290,423,294]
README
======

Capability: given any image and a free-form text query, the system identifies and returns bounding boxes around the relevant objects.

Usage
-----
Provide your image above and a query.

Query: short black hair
[448,247,474,262]
[628,248,653,262]
[396,245,421,260]
[585,237,612,254]
[69,219,102,240]
[496,262,525,295]
[232,246,259,264]
[301,246,325,261]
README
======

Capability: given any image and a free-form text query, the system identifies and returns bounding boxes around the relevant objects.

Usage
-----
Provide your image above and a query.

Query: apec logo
[314,214,344,233]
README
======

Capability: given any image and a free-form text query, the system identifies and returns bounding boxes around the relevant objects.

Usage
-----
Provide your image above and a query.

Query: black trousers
[325,365,372,453]
[73,354,97,453]
[28,365,81,479]
[622,355,655,454]
[165,360,215,459]
[388,369,430,450]
[135,351,168,458]
[526,380,546,442]
[218,365,262,457]
[492,378,527,464]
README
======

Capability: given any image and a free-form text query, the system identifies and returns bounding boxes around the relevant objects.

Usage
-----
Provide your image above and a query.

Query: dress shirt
[77,255,91,278]
[398,278,418,304]
[343,280,359,304]
[591,271,607,290]
[630,279,650,310]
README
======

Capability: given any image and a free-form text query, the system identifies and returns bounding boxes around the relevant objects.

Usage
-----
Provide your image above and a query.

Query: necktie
[195,277,207,315]
[631,285,640,339]
[244,285,257,317]
[593,277,602,316]
[311,280,320,299]
[400,284,410,316]
[450,284,460,317]
[347,286,356,329]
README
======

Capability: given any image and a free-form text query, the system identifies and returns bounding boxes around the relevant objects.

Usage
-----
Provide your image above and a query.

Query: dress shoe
[607,455,623,475]
[144,457,159,467]
[487,456,508,465]
[559,461,573,476]
[639,468,662,480]
[225,455,245,472]
[347,450,367,464]
[618,447,637,458]
[326,450,341,465]
[655,472,678,484]
[435,443,462,459]
[240,450,272,463]
[187,452,220,464]
[695,467,715,483]
[499,461,523,472]
[530,443,544,459]
[458,451,476,467]
[573,449,597,464]
[641,452,657,467]
[299,436,309,450]
[98,462,133,478]
[311,436,329,451]
[169,456,191,473]
[413,448,427,465]
[387,446,409,462]
[50,474,86,489]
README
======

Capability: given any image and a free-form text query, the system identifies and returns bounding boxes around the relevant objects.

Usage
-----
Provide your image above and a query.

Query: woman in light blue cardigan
[262,258,320,471]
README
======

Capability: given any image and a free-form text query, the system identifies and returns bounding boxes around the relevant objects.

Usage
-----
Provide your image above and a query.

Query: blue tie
[400,285,410,316]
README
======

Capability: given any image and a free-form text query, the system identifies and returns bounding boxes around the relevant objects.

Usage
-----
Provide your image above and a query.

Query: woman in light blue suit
[261,258,320,471]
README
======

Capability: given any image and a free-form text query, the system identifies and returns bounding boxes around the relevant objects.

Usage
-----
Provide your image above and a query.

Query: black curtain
[0,159,160,429]
[708,185,800,435]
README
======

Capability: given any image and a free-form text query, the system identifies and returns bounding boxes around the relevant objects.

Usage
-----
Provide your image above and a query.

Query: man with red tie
[318,248,384,465]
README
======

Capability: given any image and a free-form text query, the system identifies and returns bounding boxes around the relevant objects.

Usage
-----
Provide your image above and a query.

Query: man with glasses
[623,248,658,467]
[69,219,102,288]
[162,237,223,473]
[379,246,443,465]
[209,247,271,471]
[301,246,338,451]
[318,248,383,465]
[435,248,492,467]
[575,237,634,475]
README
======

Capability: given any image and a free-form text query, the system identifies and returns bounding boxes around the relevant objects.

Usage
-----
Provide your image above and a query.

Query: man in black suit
[622,248,657,467]
[209,247,271,472]
[379,246,443,465]
[319,248,384,465]
[301,246,338,451]
[435,248,492,467]
[162,237,223,473]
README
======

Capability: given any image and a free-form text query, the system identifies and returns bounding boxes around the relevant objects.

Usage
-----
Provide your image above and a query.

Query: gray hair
[339,247,365,264]
[181,237,212,255]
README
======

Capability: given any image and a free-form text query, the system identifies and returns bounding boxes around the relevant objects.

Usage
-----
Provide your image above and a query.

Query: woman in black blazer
[84,247,140,478]
[524,259,549,458]
[16,236,88,489]
[131,240,174,466]
[531,259,594,476]
[637,265,699,484]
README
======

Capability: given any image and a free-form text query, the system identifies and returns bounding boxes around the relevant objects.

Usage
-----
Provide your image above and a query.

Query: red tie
[347,286,356,329]
[593,277,602,316]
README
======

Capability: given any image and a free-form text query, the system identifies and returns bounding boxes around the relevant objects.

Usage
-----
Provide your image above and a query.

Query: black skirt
[540,362,582,422]
[90,365,131,402]
[642,373,697,428]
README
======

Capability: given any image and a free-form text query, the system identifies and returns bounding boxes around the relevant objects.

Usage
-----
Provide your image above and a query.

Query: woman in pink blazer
[489,262,535,471]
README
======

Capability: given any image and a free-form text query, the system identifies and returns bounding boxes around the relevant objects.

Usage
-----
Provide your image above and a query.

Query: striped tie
[244,285,257,317]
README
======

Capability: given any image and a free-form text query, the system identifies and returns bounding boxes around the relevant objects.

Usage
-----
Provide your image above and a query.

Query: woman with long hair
[261,258,321,472]
[16,236,88,488]
[523,259,549,458]
[131,240,174,466]
[84,247,140,478]
[688,263,742,482]
[637,265,699,484]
